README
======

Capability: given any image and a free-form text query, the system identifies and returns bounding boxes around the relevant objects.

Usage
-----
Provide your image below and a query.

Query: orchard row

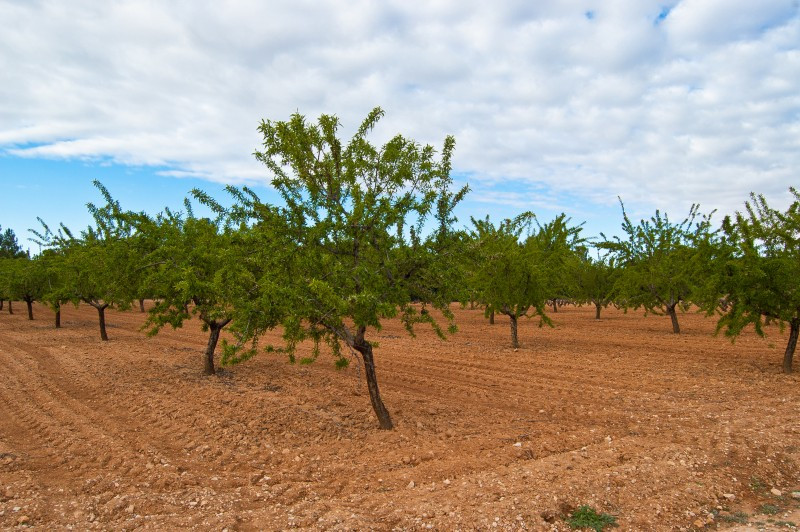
[1,108,798,429]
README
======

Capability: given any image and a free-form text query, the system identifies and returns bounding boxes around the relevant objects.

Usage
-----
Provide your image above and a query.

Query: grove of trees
[1,109,798,429]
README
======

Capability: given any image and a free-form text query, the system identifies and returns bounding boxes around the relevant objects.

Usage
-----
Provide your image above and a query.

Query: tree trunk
[353,327,393,430]
[88,302,110,341]
[0,299,4,310]
[55,304,61,329]
[510,314,519,348]
[25,299,34,320]
[552,300,558,313]
[203,324,221,375]
[202,318,231,376]
[667,304,680,334]
[595,302,602,320]
[139,298,145,312]
[7,300,12,315]
[489,309,495,325]
[783,319,799,374]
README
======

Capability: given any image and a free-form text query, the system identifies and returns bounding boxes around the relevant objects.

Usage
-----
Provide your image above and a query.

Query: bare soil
[1,303,798,531]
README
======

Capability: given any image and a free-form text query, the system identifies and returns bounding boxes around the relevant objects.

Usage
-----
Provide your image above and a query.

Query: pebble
[770,488,782,496]
[513,442,522,448]
[17,515,29,524]
[407,481,415,489]
[791,491,800,499]
[693,518,704,528]
[723,493,735,500]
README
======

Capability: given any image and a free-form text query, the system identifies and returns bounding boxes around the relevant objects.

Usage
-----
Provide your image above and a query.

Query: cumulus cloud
[1,0,799,219]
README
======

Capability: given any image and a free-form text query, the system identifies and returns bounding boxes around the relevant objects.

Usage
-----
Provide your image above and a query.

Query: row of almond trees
[1,108,799,429]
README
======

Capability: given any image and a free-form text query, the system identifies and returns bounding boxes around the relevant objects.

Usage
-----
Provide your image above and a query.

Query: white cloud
[1,0,799,221]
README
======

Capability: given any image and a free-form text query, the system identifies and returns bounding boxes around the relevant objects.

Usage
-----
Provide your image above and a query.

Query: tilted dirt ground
[0,303,798,531]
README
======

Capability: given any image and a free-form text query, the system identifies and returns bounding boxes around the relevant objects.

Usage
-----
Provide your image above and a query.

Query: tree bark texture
[595,302,602,320]
[203,324,222,375]
[55,306,61,329]
[25,299,34,320]
[783,318,798,374]
[97,305,109,341]
[353,327,393,430]
[510,315,519,348]
[202,318,231,376]
[7,301,12,315]
[139,298,145,312]
[667,304,680,334]
[489,309,495,325]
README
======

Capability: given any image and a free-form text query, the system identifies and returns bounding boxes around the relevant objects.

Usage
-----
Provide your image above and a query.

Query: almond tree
[5,257,46,320]
[574,251,618,320]
[217,107,466,429]
[468,214,549,348]
[38,182,138,340]
[134,205,254,375]
[710,187,800,373]
[600,201,714,333]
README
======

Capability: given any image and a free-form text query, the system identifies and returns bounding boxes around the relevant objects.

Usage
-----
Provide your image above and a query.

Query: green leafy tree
[0,225,26,311]
[5,257,46,320]
[532,213,585,312]
[0,225,26,259]
[574,251,619,320]
[135,204,255,375]
[710,187,800,373]
[468,214,551,348]
[221,107,466,429]
[0,259,14,314]
[39,182,138,340]
[31,219,76,328]
[600,201,714,333]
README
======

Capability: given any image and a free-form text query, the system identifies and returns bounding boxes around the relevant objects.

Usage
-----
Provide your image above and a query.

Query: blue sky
[2,1,799,253]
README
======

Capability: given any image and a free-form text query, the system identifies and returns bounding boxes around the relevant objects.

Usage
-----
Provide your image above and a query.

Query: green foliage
[758,504,781,515]
[467,212,584,346]
[218,107,466,428]
[600,200,715,333]
[566,505,618,531]
[5,257,46,303]
[0,225,26,259]
[574,250,619,318]
[710,187,800,372]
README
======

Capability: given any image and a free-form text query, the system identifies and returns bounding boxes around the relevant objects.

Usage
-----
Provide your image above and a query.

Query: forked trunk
[353,327,393,430]
[783,319,799,374]
[202,318,231,376]
[667,304,680,334]
[595,302,602,320]
[25,299,34,320]
[510,314,519,348]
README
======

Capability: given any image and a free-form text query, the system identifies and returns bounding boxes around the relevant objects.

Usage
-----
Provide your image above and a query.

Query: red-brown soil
[1,303,798,531]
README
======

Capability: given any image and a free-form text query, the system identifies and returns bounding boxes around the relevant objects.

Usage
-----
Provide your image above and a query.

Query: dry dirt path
[0,303,798,530]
